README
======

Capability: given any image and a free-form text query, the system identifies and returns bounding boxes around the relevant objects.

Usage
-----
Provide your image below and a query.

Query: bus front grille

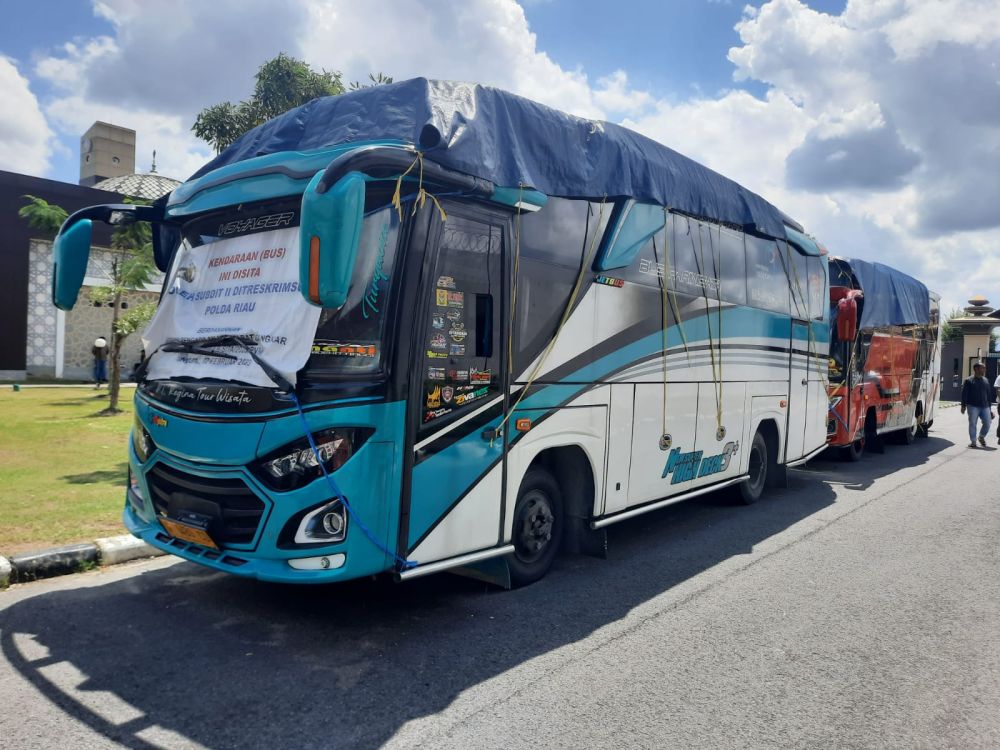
[146,463,266,547]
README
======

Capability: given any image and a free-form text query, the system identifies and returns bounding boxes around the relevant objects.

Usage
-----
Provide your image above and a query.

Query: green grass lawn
[0,387,135,554]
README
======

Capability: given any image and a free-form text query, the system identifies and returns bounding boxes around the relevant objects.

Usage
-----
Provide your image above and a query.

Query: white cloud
[20,0,1000,312]
[299,0,651,121]
[0,57,54,175]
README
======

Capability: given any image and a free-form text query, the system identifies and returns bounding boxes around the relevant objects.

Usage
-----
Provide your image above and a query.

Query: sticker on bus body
[436,275,457,289]
[312,341,377,357]
[470,369,492,384]
[431,313,445,330]
[430,333,447,350]
[447,291,464,308]
[661,441,739,485]
[436,289,449,307]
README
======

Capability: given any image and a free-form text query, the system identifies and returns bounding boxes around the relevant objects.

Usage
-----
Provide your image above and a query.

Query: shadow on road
[797,434,951,492]
[0,433,950,749]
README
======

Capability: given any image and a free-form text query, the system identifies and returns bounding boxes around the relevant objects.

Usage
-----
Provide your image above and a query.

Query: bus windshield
[150,196,401,386]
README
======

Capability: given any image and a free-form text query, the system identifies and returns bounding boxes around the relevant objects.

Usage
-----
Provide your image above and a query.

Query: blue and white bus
[51,79,830,586]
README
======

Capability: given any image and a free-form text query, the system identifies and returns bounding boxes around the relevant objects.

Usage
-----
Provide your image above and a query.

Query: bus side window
[744,236,790,314]
[673,216,722,300]
[806,256,826,321]
[716,225,747,305]
[513,198,610,377]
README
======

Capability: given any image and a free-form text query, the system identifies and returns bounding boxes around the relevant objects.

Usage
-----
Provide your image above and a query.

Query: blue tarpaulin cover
[837,257,930,328]
[192,78,795,239]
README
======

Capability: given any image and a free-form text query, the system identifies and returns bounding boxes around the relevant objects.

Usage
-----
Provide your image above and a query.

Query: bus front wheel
[840,437,864,462]
[738,431,769,505]
[507,469,564,587]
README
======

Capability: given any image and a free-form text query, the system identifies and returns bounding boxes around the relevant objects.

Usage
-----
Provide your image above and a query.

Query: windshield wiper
[136,334,293,393]
[160,339,239,360]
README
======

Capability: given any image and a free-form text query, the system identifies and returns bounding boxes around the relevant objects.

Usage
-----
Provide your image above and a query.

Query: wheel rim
[513,490,555,564]
[747,443,765,494]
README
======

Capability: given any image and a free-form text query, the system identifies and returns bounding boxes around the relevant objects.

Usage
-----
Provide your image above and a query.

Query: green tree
[18,195,67,235]
[20,196,158,414]
[192,53,391,153]
[942,307,965,343]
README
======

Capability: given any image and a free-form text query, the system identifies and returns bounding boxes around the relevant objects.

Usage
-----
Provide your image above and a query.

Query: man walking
[960,361,993,448]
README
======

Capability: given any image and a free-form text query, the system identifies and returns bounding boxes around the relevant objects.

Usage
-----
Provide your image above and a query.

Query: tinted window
[673,215,722,300]
[307,206,400,375]
[514,198,609,375]
[420,215,502,428]
[745,235,789,314]
[519,197,612,266]
[806,256,826,320]
[716,225,747,306]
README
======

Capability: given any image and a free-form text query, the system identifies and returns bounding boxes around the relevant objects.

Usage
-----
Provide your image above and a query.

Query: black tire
[839,437,864,462]
[507,469,564,587]
[738,431,768,505]
[864,411,884,454]
[898,419,917,445]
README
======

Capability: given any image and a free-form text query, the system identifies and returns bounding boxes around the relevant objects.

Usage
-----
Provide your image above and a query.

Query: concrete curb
[0,535,165,587]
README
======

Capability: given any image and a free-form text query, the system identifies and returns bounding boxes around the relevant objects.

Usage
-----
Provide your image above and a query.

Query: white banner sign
[143,226,321,387]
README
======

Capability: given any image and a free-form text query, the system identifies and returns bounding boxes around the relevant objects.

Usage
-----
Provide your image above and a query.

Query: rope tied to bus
[692,217,724,436]
[391,151,448,223]
[290,392,418,571]
[655,206,690,445]
[491,196,608,448]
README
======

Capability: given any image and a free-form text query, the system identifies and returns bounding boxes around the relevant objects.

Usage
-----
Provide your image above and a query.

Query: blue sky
[1,0,998,312]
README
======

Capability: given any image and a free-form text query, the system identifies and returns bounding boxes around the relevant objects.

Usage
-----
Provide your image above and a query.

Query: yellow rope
[492,197,608,446]
[658,209,671,441]
[693,219,723,434]
[391,152,448,224]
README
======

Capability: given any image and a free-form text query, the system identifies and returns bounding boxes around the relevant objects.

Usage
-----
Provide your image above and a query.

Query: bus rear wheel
[507,469,564,587]
[738,431,769,505]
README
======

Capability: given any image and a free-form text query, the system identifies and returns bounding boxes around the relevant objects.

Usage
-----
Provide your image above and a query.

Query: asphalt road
[1,405,998,750]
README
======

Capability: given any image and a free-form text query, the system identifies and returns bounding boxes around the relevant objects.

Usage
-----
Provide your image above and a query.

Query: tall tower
[79,122,136,187]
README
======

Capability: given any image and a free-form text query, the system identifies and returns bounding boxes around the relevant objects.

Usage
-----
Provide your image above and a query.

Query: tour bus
[51,79,830,587]
[827,258,941,460]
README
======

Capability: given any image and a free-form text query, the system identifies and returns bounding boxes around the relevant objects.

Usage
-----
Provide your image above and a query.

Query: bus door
[786,318,811,460]
[406,206,508,563]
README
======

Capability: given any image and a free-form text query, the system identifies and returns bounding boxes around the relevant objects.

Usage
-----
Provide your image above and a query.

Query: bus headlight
[132,417,155,462]
[254,428,372,491]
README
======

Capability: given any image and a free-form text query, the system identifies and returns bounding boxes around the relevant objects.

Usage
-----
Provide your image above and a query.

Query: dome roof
[93,172,181,200]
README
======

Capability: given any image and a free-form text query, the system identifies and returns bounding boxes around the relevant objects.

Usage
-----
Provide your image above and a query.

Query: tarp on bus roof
[835,257,931,328]
[191,78,795,239]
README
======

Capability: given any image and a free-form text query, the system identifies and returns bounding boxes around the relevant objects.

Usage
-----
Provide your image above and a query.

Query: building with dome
[0,122,179,381]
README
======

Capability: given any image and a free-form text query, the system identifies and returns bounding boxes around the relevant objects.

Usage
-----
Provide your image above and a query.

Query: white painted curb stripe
[94,535,166,566]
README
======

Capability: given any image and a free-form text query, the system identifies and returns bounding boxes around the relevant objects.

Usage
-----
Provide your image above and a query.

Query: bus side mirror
[837,295,858,341]
[299,170,366,308]
[52,218,94,310]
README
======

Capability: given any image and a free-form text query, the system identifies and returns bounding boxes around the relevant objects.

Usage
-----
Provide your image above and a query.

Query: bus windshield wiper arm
[138,335,293,393]
[160,339,239,360]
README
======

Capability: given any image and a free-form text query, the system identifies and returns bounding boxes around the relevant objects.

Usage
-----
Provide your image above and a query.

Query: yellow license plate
[160,517,219,549]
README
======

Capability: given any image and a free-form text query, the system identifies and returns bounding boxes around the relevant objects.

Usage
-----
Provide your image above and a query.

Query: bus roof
[191,78,797,240]
[832,257,932,328]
